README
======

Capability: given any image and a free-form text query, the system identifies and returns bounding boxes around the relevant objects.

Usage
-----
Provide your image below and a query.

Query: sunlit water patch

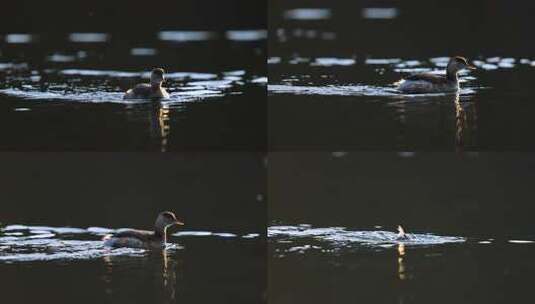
[158,30,216,42]
[5,33,36,44]
[0,68,260,106]
[225,30,267,41]
[268,57,496,97]
[268,84,399,97]
[362,8,399,20]
[130,48,158,56]
[311,57,356,67]
[68,32,109,43]
[0,224,259,263]
[283,8,332,20]
[269,225,466,254]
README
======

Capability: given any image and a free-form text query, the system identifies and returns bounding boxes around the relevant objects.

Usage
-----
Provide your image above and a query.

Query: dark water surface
[0,0,266,151]
[269,1,535,150]
[268,152,535,304]
[0,153,266,304]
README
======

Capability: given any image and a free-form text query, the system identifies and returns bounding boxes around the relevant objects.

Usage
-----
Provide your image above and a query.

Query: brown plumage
[397,56,476,94]
[103,211,184,249]
[123,68,170,99]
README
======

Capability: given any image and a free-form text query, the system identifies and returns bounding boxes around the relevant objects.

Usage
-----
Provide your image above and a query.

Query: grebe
[396,225,409,240]
[123,68,170,99]
[396,56,475,94]
[103,211,183,249]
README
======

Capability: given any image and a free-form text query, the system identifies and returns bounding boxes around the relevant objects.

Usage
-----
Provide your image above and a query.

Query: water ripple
[0,224,259,263]
[269,225,466,252]
[0,68,262,106]
[268,84,400,97]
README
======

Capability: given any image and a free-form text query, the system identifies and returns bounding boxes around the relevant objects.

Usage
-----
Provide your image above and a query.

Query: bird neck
[446,66,458,81]
[151,82,162,91]
[154,226,167,242]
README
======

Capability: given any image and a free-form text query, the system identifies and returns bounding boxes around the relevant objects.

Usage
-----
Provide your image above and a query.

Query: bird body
[124,68,170,99]
[397,56,475,94]
[103,211,183,249]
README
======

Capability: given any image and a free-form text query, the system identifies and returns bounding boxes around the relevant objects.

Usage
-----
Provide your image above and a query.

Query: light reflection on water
[0,224,259,263]
[68,32,109,43]
[225,30,268,41]
[158,31,216,42]
[269,225,465,254]
[268,56,500,150]
[156,30,268,42]
[270,224,535,257]
[0,68,257,106]
[269,224,535,290]
[100,248,182,304]
[283,8,332,20]
[130,48,158,56]
[361,7,399,19]
[5,33,35,44]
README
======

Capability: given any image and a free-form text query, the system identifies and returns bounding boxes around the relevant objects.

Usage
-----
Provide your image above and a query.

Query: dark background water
[0,152,266,304]
[0,0,266,151]
[269,0,535,150]
[269,152,535,304]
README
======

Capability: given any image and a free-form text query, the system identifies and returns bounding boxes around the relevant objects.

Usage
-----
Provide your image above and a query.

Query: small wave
[268,84,399,97]
[172,231,258,239]
[269,225,465,249]
[268,84,478,98]
[0,224,258,262]
[508,240,535,244]
[59,69,219,81]
[311,57,356,67]
[0,67,263,106]
[0,240,145,262]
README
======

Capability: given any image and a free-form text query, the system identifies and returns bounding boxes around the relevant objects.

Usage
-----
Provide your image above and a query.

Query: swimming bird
[396,225,409,240]
[396,56,476,94]
[123,68,170,99]
[103,211,184,249]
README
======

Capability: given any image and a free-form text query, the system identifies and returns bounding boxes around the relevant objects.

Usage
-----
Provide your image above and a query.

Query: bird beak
[467,65,476,70]
[174,220,184,226]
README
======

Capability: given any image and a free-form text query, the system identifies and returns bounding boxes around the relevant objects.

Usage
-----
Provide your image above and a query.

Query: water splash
[269,224,465,253]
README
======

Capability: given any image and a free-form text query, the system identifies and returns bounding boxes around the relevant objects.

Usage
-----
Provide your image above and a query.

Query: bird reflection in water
[454,93,466,152]
[397,243,406,281]
[396,241,411,304]
[157,106,171,152]
[161,248,179,303]
[148,104,171,152]
[101,248,181,304]
[453,93,478,153]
